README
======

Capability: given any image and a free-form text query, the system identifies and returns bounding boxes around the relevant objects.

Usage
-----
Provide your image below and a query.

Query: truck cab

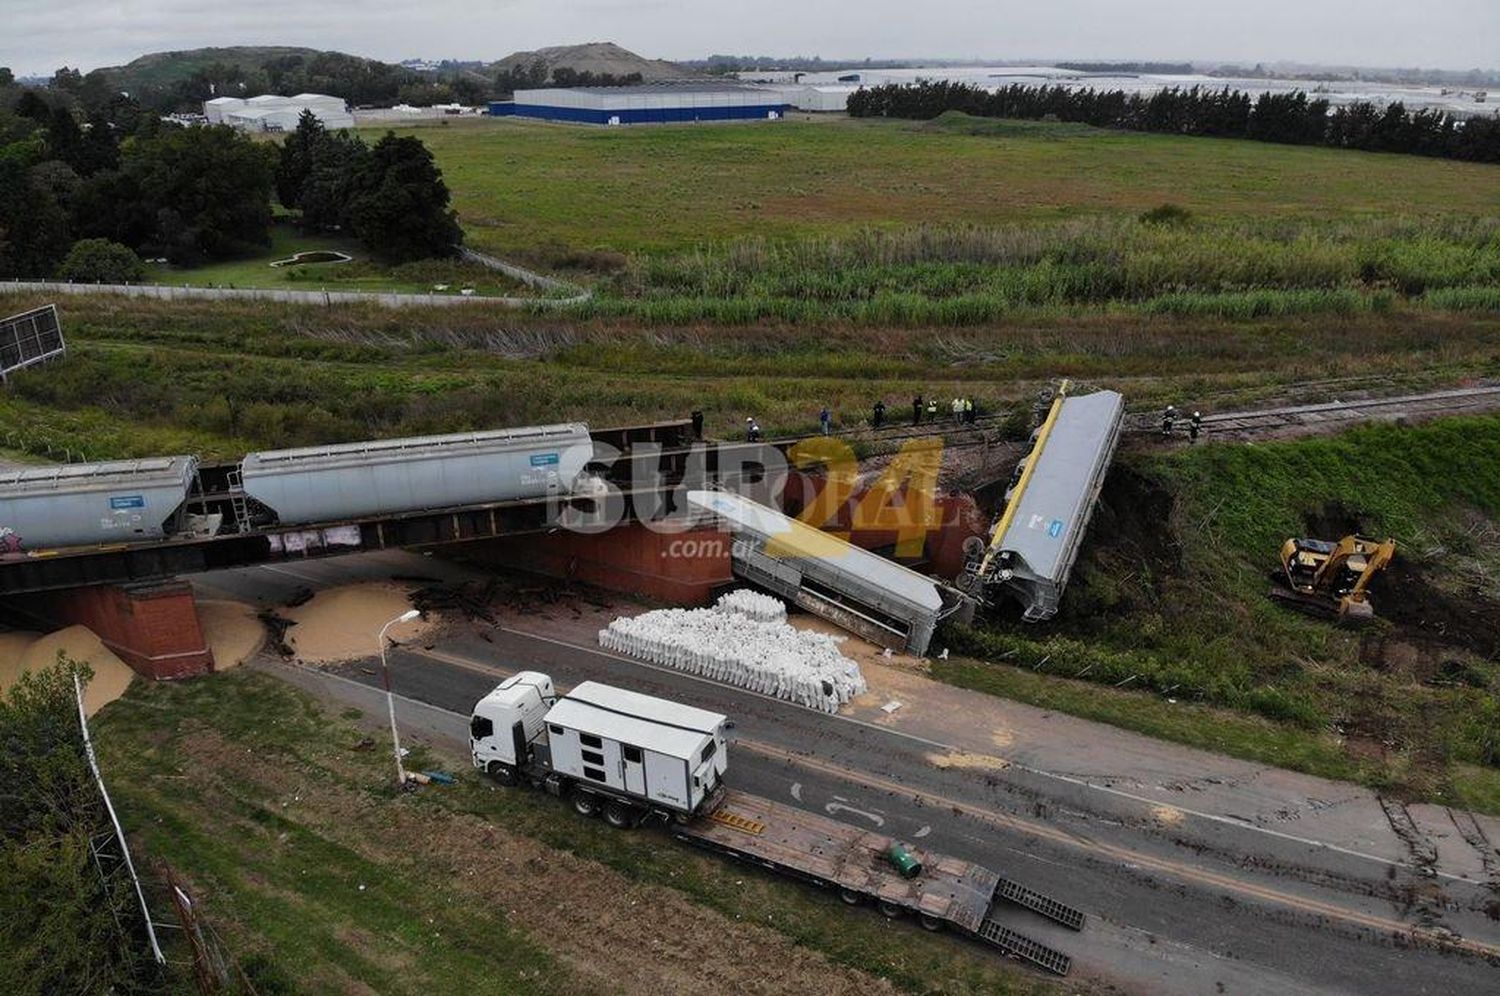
[470,671,556,783]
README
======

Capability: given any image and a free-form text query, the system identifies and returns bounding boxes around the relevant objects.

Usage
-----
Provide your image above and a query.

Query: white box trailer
[470,674,728,823]
[468,672,1085,976]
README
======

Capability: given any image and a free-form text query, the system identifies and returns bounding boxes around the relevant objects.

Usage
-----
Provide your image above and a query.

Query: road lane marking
[487,625,1481,885]
[277,657,1500,962]
[735,739,1500,962]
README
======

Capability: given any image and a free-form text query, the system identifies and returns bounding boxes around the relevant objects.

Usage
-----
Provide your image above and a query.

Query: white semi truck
[470,671,728,827]
[470,672,1087,977]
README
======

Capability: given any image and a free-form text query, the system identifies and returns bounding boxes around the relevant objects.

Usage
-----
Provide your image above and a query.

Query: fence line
[3,262,590,311]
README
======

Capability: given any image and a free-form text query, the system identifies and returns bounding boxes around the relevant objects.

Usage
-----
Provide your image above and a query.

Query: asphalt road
[202,557,1499,995]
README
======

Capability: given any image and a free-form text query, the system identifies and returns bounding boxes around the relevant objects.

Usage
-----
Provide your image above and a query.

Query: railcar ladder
[995,877,1086,931]
[225,468,252,534]
[975,918,1073,976]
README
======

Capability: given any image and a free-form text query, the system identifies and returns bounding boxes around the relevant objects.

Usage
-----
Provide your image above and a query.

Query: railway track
[1124,384,1500,438]
[790,383,1500,455]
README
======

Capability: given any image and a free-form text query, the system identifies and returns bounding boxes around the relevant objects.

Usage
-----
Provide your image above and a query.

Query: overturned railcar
[964,388,1125,621]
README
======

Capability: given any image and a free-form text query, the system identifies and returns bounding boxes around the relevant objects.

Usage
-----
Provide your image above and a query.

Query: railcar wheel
[487,762,518,786]
[603,800,636,829]
[572,791,600,817]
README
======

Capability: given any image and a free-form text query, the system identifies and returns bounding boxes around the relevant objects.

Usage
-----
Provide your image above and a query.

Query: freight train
[0,423,595,555]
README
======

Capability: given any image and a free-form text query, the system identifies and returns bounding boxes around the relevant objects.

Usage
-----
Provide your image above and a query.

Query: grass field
[141,220,534,297]
[93,669,1055,995]
[365,116,1500,257]
[342,116,1500,326]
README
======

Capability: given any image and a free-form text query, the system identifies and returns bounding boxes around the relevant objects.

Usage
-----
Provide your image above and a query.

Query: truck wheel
[487,762,518,786]
[918,913,944,932]
[603,799,636,829]
[839,889,862,906]
[876,900,903,919]
[571,791,599,818]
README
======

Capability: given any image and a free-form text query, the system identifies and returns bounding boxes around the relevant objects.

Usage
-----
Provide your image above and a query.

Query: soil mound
[198,600,265,670]
[284,583,433,664]
[3,626,136,716]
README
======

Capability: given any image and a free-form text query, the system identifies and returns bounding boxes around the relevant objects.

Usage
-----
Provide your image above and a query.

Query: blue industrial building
[489,83,791,125]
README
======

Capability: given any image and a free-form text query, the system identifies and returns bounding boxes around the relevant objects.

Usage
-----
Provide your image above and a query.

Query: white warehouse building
[204,93,353,132]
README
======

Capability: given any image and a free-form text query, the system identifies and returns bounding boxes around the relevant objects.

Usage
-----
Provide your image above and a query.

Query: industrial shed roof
[556,82,765,96]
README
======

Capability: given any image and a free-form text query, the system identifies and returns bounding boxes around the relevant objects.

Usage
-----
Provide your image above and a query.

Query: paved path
[197,550,1500,996]
[1,249,588,310]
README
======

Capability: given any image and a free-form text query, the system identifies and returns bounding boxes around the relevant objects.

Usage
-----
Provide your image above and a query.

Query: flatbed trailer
[674,789,1084,976]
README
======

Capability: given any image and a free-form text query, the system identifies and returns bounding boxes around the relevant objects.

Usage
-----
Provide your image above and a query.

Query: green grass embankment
[943,416,1500,810]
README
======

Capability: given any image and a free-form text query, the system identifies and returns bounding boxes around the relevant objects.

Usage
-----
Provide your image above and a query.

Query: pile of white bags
[599,601,866,713]
[714,588,787,623]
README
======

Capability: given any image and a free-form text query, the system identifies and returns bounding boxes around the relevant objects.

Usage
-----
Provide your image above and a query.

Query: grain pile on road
[197,600,265,670]
[0,626,135,716]
[600,602,867,712]
[282,583,434,664]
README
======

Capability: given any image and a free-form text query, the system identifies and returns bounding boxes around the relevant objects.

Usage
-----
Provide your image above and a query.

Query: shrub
[1139,203,1194,227]
[54,238,146,284]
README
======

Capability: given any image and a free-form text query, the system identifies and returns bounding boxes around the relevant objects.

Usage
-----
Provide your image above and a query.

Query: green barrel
[887,842,923,879]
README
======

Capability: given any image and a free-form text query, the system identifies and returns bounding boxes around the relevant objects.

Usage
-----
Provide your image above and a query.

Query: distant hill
[92,46,420,110]
[490,42,700,84]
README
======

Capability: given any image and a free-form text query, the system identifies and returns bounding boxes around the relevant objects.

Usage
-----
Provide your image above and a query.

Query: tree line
[847,82,1500,164]
[275,111,462,262]
[1,76,462,280]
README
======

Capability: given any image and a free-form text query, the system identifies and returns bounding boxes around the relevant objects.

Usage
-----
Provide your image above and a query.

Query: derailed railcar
[239,423,594,527]
[0,456,200,553]
[962,387,1125,621]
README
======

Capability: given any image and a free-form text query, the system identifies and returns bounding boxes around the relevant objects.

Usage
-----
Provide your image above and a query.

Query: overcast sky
[3,0,1496,77]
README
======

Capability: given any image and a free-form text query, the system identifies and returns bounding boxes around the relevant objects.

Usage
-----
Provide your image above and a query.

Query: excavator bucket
[1337,597,1376,626]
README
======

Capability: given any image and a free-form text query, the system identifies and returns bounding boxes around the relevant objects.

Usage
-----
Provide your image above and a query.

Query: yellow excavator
[1270,535,1396,625]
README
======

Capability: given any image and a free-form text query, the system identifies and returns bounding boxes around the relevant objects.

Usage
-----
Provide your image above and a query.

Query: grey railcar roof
[686,490,943,613]
[242,423,590,471]
[999,390,1125,581]
[0,456,197,497]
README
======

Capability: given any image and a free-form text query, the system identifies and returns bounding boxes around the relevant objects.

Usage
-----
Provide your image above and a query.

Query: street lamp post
[378,609,421,787]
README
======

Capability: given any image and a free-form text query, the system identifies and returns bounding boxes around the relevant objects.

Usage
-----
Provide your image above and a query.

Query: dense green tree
[77,113,120,175]
[56,237,146,283]
[117,124,275,263]
[44,106,83,168]
[298,131,368,232]
[396,81,456,107]
[347,132,461,261]
[0,147,72,276]
[0,660,156,994]
[275,109,326,208]
[0,67,14,87]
